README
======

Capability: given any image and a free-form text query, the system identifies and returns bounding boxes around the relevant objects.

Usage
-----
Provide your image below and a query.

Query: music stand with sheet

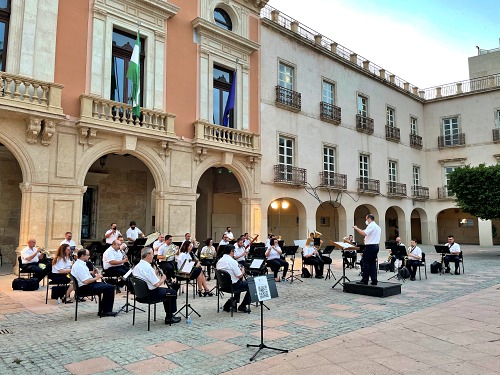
[174,259,200,318]
[282,245,301,283]
[331,242,359,289]
[434,245,450,275]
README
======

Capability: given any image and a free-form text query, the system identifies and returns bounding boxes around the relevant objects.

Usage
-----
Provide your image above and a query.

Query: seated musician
[444,235,461,275]
[265,233,273,248]
[126,221,144,243]
[242,233,251,248]
[342,235,358,268]
[60,231,76,251]
[152,233,165,255]
[157,235,178,281]
[20,238,48,282]
[219,233,230,247]
[51,243,74,303]
[71,249,117,317]
[102,240,130,291]
[105,223,121,245]
[391,237,405,268]
[217,245,251,313]
[303,238,325,279]
[265,238,288,282]
[406,239,422,281]
[181,232,192,246]
[177,241,213,297]
[224,227,235,241]
[233,237,248,268]
[132,247,181,324]
[200,238,216,281]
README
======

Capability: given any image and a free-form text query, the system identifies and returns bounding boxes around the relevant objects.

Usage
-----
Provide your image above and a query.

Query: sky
[268,0,500,88]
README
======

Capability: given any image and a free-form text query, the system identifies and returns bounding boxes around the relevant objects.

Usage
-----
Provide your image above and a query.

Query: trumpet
[36,246,51,257]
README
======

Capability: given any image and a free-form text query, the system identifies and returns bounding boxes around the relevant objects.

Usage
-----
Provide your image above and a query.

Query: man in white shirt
[444,235,461,275]
[71,249,116,317]
[406,239,423,281]
[152,233,165,255]
[264,233,273,249]
[102,240,129,278]
[60,232,76,250]
[20,238,48,282]
[132,247,181,324]
[388,237,406,269]
[157,235,178,280]
[353,214,381,285]
[105,223,121,245]
[224,227,234,241]
[126,221,144,243]
[216,245,251,313]
[242,233,251,248]
[233,237,248,267]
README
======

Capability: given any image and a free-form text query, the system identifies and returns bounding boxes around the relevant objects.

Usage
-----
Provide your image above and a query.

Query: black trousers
[267,258,288,279]
[361,244,379,283]
[406,260,420,278]
[444,254,460,270]
[343,251,357,265]
[78,282,115,313]
[303,256,324,275]
[159,261,176,279]
[148,287,177,318]
[49,273,71,284]
[22,262,48,282]
[233,280,251,306]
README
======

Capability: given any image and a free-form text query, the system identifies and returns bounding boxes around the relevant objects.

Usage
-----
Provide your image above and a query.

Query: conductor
[353,214,381,285]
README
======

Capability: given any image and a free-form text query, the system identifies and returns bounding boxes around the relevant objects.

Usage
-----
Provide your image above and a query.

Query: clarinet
[89,260,106,283]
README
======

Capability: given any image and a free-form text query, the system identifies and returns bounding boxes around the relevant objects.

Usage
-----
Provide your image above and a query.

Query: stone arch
[436,208,479,245]
[315,202,347,242]
[385,206,406,243]
[410,208,429,244]
[0,132,34,182]
[266,197,307,244]
[353,204,379,244]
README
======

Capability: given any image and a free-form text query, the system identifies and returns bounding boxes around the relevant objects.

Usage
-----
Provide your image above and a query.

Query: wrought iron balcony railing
[438,133,465,148]
[356,114,374,134]
[411,186,429,200]
[387,182,406,197]
[438,186,455,199]
[320,102,341,124]
[275,85,301,112]
[385,125,400,142]
[274,164,307,186]
[493,128,500,143]
[357,177,380,194]
[319,171,347,190]
[410,134,423,149]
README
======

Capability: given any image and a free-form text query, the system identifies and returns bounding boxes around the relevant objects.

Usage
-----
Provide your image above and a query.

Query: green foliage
[448,164,500,221]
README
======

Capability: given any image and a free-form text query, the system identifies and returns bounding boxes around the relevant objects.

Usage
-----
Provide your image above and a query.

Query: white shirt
[105,228,121,244]
[71,259,93,287]
[126,227,143,241]
[219,239,229,246]
[103,246,124,270]
[234,244,247,262]
[201,246,216,259]
[52,257,73,273]
[447,242,461,254]
[158,243,176,262]
[153,240,164,252]
[60,239,76,248]
[303,246,316,258]
[217,254,242,283]
[21,246,40,264]
[364,221,381,245]
[407,246,422,260]
[132,259,159,290]
[243,239,251,248]
[266,245,282,260]
[177,252,193,271]
[224,231,234,240]
[265,238,271,248]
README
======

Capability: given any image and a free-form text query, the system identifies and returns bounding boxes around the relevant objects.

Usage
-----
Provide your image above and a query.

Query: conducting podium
[331,241,359,289]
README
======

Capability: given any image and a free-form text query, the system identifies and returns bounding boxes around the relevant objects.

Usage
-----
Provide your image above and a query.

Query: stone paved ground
[0,246,499,374]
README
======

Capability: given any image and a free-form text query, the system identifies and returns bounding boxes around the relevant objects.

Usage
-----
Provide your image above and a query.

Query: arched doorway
[384,206,406,242]
[410,208,428,244]
[493,219,500,245]
[0,143,22,263]
[437,208,479,244]
[196,167,242,242]
[82,153,156,243]
[315,203,346,242]
[353,204,379,244]
[267,198,305,245]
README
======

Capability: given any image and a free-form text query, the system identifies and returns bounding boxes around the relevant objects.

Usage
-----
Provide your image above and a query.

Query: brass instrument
[163,244,178,259]
[314,231,322,238]
[200,245,216,259]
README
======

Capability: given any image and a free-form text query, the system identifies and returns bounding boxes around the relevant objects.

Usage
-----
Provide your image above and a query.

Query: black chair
[0,246,3,266]
[18,256,34,279]
[459,251,465,274]
[301,253,314,277]
[215,269,236,317]
[130,276,174,331]
[70,274,101,321]
[417,252,427,280]
[45,274,70,304]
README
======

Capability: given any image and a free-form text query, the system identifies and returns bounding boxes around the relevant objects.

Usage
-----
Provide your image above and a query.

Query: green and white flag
[126,32,141,117]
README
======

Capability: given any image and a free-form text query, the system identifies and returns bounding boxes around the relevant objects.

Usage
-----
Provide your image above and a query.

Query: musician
[102,240,130,292]
[406,239,422,281]
[200,238,216,281]
[265,238,288,282]
[181,233,192,246]
[178,241,213,297]
[117,235,129,256]
[224,227,234,241]
[242,233,251,248]
[71,249,117,317]
[105,223,121,245]
[157,235,177,281]
[219,233,230,246]
[20,238,48,282]
[133,247,181,324]
[353,214,381,285]
[444,235,461,275]
[217,245,251,313]
[60,232,76,250]
[302,238,326,279]
[342,235,357,268]
[233,237,248,267]
[265,233,273,248]
[152,234,165,255]
[51,243,74,303]
[126,221,144,243]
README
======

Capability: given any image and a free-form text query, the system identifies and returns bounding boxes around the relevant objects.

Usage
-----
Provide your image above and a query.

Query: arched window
[214,8,232,31]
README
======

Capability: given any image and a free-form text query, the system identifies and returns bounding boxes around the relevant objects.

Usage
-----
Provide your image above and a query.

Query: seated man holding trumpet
[156,235,178,282]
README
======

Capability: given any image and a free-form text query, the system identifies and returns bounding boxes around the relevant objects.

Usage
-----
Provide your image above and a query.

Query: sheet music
[180,260,196,274]
[254,276,271,301]
[123,268,133,280]
[333,241,354,250]
[249,258,264,269]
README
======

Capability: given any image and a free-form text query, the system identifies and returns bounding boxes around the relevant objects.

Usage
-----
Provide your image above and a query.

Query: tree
[448,164,500,221]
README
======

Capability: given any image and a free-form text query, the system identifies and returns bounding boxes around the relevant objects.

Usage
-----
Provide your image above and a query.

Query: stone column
[478,219,493,246]
[240,198,262,238]
[159,193,198,241]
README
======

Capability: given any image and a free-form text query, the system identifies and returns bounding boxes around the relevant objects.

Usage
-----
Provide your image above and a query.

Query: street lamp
[271,199,289,239]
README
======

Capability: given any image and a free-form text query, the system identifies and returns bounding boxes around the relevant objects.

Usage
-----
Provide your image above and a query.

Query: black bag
[430,261,442,274]
[12,278,39,291]
[301,267,311,278]
[399,267,411,279]
[378,262,394,272]
[51,285,69,299]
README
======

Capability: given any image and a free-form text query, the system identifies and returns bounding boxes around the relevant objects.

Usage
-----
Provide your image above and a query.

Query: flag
[127,32,141,117]
[222,70,236,126]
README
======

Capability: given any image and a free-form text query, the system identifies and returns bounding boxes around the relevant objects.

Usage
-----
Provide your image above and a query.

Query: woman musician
[51,244,74,303]
[178,241,213,297]
[200,238,216,281]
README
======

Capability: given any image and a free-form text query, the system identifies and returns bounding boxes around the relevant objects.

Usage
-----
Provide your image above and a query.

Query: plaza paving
[0,246,499,374]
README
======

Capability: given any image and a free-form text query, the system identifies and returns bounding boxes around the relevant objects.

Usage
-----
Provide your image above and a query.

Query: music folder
[434,245,450,254]
[248,258,264,270]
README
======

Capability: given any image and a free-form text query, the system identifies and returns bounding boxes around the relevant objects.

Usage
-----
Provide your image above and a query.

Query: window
[111,28,145,106]
[322,80,334,105]
[278,62,294,90]
[279,136,294,181]
[323,146,336,174]
[387,107,395,127]
[496,110,500,128]
[442,117,460,146]
[359,154,369,179]
[0,0,10,71]
[81,187,97,239]
[357,95,368,117]
[319,217,330,227]
[410,116,418,135]
[458,218,474,228]
[213,65,234,127]
[214,8,232,31]
[412,166,420,188]
[388,160,398,183]
[444,166,458,195]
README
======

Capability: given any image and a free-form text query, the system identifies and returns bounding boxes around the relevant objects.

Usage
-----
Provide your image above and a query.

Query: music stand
[434,245,450,275]
[117,267,145,314]
[283,246,301,283]
[331,242,359,289]
[278,240,285,248]
[247,275,288,361]
[388,246,408,281]
[174,260,201,318]
[313,237,321,247]
[321,246,336,280]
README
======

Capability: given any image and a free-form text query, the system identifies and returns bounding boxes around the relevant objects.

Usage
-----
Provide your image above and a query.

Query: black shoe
[445,268,451,273]
[165,316,181,324]
[356,281,368,285]
[238,305,251,313]
[197,290,203,297]
[410,277,416,281]
[204,291,214,297]
[370,282,378,286]
[100,311,118,317]
[454,270,460,275]
[77,297,86,302]
[315,275,323,279]
[206,276,211,281]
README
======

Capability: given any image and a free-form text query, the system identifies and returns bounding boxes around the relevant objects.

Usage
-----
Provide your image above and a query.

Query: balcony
[410,134,423,149]
[274,165,307,186]
[387,182,407,197]
[319,171,347,190]
[275,86,301,112]
[438,186,455,199]
[493,128,500,143]
[356,114,374,134]
[385,125,400,142]
[357,177,380,194]
[320,102,341,125]
[411,186,429,200]
[438,133,465,148]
